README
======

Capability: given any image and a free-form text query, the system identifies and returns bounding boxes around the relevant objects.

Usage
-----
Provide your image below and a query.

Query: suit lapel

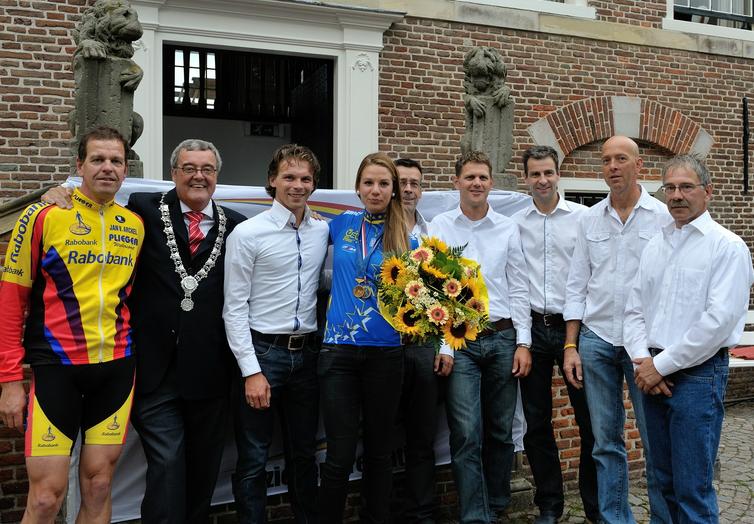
[165,189,193,263]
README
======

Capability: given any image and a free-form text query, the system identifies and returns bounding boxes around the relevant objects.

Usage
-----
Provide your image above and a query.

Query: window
[674,0,753,30]
[564,191,607,207]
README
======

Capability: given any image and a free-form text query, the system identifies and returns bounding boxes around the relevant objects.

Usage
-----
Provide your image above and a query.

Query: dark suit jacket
[127,189,246,400]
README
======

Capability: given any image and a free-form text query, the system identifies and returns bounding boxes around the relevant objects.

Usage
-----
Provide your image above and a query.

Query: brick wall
[0,0,86,203]
[590,0,667,27]
[379,16,754,249]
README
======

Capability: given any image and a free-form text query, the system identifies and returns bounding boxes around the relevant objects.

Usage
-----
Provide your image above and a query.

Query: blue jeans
[317,344,404,524]
[642,350,729,523]
[579,326,671,524]
[445,328,518,524]
[233,337,320,524]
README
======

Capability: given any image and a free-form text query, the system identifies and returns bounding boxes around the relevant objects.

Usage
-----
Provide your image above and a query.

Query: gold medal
[353,285,366,298]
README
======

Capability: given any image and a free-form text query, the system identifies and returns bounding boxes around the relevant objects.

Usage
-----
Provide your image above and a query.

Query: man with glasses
[624,155,753,522]
[223,144,329,523]
[562,136,671,523]
[41,138,247,523]
[395,158,454,523]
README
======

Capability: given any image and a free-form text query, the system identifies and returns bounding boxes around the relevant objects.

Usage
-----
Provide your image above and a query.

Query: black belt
[531,311,564,328]
[479,318,514,337]
[251,330,317,351]
[649,347,728,358]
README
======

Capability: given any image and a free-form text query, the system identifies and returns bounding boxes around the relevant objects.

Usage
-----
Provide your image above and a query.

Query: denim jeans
[578,326,671,524]
[520,319,598,520]
[317,344,404,524]
[642,350,729,523]
[399,341,441,524]
[233,337,320,524]
[445,328,518,524]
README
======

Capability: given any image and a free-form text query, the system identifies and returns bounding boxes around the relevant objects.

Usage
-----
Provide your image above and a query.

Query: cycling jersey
[0,189,144,381]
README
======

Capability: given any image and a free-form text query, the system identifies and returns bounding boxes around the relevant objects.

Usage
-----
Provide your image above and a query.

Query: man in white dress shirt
[223,144,329,523]
[562,136,671,524]
[513,146,598,524]
[624,155,754,522]
[395,158,453,523]
[428,150,532,524]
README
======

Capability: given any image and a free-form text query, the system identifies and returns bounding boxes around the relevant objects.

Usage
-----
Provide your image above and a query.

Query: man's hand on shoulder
[41,185,74,209]
[0,381,27,432]
[244,372,271,410]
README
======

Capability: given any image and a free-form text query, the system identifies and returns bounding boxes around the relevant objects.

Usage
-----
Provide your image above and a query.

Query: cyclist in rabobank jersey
[0,127,144,523]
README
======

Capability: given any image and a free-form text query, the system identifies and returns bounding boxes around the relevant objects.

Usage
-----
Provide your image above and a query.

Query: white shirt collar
[269,198,310,229]
[662,209,713,236]
[523,194,574,217]
[179,199,214,219]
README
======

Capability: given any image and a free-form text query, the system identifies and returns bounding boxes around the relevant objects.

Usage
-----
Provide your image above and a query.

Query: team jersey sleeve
[0,202,51,382]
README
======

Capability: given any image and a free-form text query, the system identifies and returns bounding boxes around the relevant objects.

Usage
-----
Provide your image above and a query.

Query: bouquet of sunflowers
[378,236,490,351]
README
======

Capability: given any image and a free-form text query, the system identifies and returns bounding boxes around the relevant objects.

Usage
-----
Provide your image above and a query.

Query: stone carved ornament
[461,47,516,189]
[69,0,144,176]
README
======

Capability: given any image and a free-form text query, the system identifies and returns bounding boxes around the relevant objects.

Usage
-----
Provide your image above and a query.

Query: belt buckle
[542,314,553,327]
[288,335,305,351]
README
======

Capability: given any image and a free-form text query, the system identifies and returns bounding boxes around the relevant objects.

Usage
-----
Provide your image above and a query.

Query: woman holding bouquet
[318,152,412,523]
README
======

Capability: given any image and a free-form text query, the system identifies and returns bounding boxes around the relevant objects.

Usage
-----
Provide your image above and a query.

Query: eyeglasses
[176,165,217,176]
[660,183,705,195]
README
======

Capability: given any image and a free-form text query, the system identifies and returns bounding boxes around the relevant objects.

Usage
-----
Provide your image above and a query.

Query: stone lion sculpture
[69,0,144,168]
[461,47,515,188]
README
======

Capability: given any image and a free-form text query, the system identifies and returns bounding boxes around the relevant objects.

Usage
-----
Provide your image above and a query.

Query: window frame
[664,0,754,40]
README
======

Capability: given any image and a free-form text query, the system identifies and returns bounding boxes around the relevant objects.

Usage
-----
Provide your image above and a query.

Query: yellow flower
[442,278,462,298]
[467,297,486,314]
[423,236,448,254]
[405,280,424,298]
[427,304,450,325]
[421,262,447,280]
[442,321,479,350]
[464,277,482,299]
[380,256,405,286]
[394,304,423,336]
[410,246,434,264]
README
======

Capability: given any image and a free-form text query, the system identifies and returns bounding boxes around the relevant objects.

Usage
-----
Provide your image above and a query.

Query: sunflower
[380,256,405,285]
[427,304,449,325]
[442,321,479,350]
[442,278,462,298]
[423,236,448,254]
[421,262,447,280]
[394,304,424,336]
[410,246,434,264]
[463,277,483,299]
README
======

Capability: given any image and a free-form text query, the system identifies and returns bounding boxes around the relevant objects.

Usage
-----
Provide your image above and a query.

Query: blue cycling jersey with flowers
[324,210,416,346]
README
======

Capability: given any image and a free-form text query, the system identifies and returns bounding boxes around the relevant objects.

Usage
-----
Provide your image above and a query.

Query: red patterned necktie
[185,211,205,257]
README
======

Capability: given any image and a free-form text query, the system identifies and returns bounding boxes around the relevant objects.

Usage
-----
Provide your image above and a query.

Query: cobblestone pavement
[522,400,754,524]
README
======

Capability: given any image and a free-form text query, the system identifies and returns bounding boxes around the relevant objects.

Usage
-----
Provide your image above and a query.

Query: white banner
[61,178,532,523]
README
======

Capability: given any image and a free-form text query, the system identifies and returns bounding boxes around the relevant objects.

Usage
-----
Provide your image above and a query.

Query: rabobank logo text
[67,250,134,267]
[9,203,45,265]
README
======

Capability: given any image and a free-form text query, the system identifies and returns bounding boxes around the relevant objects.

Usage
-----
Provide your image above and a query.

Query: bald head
[601,135,643,198]
[603,135,640,156]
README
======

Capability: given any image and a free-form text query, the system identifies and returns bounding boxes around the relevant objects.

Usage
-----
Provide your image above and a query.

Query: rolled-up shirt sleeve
[222,228,261,377]
[564,218,589,322]
[506,226,532,345]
